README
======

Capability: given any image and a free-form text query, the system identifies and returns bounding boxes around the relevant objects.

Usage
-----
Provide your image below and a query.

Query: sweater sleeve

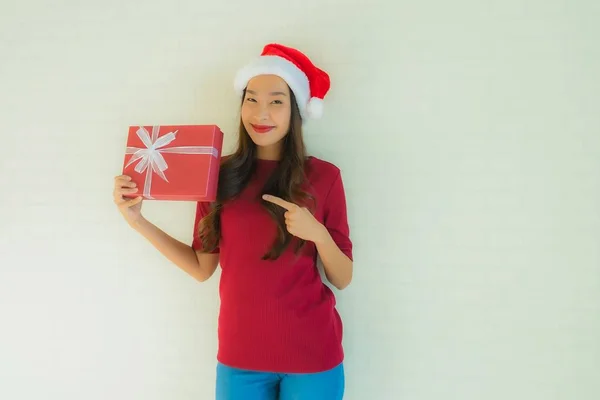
[322,171,353,261]
[191,201,220,253]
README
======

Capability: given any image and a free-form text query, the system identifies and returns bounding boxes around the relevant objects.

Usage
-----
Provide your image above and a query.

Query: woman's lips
[251,124,275,134]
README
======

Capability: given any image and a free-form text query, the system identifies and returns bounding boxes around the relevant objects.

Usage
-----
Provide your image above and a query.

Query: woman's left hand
[262,194,328,243]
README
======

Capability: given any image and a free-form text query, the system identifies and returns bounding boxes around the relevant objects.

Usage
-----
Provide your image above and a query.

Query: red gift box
[122,125,223,201]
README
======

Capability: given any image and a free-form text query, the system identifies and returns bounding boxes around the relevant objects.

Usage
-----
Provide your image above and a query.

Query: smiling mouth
[251,124,275,134]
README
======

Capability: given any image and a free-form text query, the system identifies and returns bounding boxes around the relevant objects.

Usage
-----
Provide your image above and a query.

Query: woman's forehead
[247,75,289,93]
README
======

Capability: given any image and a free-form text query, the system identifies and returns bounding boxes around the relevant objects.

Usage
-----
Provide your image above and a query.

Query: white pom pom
[306,97,324,118]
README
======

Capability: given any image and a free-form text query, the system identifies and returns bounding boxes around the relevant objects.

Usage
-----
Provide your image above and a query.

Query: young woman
[113,43,353,400]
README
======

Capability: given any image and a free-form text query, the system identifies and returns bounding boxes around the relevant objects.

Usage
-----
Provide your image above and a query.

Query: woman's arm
[262,191,354,290]
[131,217,220,282]
[315,227,353,290]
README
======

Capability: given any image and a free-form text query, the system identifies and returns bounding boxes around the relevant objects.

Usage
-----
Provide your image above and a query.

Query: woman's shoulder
[305,155,341,177]
[305,156,344,194]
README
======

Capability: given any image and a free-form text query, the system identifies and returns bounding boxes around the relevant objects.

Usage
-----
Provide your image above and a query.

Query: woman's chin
[249,132,279,146]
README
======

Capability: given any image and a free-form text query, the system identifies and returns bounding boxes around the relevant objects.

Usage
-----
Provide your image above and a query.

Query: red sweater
[191,156,353,373]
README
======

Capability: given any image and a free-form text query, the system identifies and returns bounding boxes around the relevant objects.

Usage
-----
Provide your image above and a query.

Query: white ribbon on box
[125,125,219,199]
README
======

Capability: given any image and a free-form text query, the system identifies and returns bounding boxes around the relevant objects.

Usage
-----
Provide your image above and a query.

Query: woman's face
[241,74,292,158]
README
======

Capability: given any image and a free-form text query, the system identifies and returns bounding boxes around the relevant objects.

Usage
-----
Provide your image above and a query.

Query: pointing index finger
[262,194,296,210]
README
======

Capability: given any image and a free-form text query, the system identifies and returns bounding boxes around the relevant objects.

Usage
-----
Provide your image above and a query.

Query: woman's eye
[245,97,256,102]
[272,100,283,105]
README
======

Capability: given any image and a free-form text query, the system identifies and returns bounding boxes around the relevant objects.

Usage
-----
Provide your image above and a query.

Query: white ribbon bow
[125,125,218,199]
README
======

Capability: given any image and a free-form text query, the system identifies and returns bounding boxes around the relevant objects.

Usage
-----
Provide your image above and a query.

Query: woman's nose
[257,105,270,120]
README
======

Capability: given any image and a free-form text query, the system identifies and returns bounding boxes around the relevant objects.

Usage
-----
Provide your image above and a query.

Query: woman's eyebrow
[246,89,287,96]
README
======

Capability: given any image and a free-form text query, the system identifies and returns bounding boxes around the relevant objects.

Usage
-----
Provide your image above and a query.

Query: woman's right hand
[113,175,144,225]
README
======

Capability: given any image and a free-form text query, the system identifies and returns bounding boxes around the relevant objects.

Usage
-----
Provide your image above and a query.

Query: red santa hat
[234,43,331,120]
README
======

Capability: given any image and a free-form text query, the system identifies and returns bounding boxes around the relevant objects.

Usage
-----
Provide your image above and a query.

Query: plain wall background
[1,0,598,399]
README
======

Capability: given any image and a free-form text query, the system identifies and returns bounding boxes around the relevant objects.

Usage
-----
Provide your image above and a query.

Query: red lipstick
[251,124,275,134]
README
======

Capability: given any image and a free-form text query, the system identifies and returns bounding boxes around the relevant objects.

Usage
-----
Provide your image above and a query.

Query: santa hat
[233,43,330,120]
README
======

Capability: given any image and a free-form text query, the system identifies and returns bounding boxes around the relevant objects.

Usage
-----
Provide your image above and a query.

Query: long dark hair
[197,87,315,260]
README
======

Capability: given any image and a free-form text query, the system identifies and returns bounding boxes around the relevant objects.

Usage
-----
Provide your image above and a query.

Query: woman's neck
[256,145,282,161]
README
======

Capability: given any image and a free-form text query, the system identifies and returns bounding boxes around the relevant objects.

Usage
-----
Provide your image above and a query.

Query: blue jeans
[215,361,345,400]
